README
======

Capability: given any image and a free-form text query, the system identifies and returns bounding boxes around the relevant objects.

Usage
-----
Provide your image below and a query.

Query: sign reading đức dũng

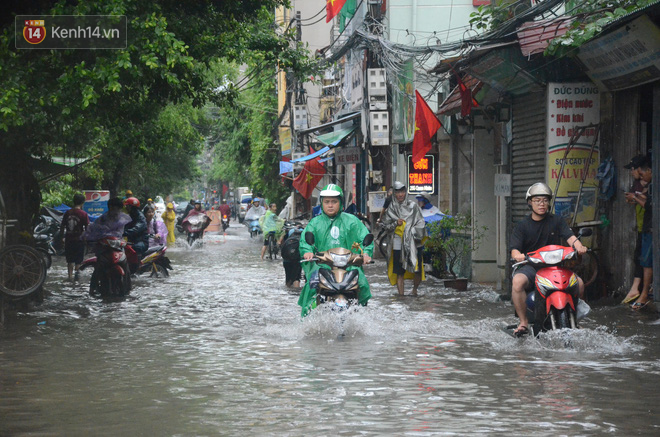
[546,82,600,226]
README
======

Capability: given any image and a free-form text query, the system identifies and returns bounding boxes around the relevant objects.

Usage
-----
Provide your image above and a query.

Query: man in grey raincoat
[382,181,427,296]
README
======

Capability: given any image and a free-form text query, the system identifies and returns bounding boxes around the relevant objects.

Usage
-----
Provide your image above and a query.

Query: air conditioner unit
[370,111,390,146]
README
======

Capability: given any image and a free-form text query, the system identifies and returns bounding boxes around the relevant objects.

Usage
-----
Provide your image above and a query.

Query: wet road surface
[1,224,660,436]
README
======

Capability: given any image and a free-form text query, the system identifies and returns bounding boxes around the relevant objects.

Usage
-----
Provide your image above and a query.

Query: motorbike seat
[144,245,164,256]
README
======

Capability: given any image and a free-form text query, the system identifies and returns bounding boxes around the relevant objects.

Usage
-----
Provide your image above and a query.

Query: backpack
[281,230,302,261]
[596,157,616,201]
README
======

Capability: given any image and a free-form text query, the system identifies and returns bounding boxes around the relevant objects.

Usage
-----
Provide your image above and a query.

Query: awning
[517,17,571,57]
[290,146,330,163]
[32,154,100,184]
[296,111,360,135]
[315,126,357,146]
[438,75,489,115]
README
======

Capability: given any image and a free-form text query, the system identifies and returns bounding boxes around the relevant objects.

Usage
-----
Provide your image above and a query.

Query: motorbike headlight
[104,238,124,249]
[330,253,350,268]
[538,249,565,264]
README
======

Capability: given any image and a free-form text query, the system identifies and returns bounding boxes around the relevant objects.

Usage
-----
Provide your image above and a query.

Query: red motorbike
[513,228,592,335]
[81,238,172,297]
[80,237,132,297]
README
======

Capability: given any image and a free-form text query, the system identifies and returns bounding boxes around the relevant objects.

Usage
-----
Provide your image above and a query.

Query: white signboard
[368,191,387,212]
[494,174,511,197]
[578,15,660,91]
[335,147,361,166]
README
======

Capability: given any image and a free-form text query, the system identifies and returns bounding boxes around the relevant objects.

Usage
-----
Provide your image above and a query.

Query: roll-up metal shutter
[510,90,547,224]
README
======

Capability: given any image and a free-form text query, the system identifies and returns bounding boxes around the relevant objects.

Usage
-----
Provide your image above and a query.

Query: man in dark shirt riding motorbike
[509,182,587,336]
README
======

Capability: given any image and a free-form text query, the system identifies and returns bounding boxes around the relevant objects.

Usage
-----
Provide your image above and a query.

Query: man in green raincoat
[298,184,373,317]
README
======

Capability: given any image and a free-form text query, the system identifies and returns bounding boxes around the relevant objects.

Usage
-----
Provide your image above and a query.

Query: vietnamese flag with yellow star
[326,0,348,22]
[412,90,442,164]
[292,157,326,199]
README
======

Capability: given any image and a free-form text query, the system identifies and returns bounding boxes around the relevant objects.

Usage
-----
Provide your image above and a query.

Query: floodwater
[1,225,660,436]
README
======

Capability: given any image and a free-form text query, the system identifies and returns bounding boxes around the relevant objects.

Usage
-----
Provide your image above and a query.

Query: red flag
[456,74,479,117]
[412,90,442,164]
[326,0,348,22]
[222,184,228,197]
[292,158,326,199]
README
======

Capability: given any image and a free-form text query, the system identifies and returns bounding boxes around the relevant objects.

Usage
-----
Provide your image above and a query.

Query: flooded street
[1,226,660,436]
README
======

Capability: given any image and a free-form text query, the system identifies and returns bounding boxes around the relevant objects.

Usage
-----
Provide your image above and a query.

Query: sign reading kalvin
[407,154,436,195]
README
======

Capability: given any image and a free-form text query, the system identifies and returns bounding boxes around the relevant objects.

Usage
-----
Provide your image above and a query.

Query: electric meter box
[370,111,390,146]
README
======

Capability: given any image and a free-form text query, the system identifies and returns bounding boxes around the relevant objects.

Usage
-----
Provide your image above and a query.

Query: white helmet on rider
[319,184,344,208]
[525,182,553,202]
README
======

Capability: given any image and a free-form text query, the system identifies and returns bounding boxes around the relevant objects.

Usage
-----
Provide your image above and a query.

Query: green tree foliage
[0,0,314,238]
[546,0,656,57]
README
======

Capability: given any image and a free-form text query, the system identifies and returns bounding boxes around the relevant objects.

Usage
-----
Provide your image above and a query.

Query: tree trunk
[0,150,42,246]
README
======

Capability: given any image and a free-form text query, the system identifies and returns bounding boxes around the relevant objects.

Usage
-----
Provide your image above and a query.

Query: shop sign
[546,82,600,225]
[335,147,360,166]
[83,190,110,220]
[407,154,436,194]
[279,127,291,157]
[578,15,660,91]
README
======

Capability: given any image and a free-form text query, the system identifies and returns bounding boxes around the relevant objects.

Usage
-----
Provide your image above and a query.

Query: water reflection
[1,227,659,435]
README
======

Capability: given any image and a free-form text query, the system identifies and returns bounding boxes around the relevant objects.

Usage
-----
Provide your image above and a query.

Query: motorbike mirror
[304,232,315,246]
[362,233,374,247]
[578,228,593,238]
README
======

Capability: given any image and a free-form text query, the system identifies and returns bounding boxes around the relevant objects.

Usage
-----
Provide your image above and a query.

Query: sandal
[621,293,640,304]
[631,301,649,310]
[513,325,529,337]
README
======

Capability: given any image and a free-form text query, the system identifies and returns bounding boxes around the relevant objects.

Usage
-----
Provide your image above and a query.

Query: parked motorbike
[182,213,211,246]
[33,215,62,269]
[80,237,132,298]
[302,232,374,311]
[512,228,592,335]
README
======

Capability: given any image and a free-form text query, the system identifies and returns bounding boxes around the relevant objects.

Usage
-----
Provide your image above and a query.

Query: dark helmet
[108,197,124,209]
[124,197,140,208]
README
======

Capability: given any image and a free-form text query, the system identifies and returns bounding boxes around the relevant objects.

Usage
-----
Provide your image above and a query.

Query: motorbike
[80,237,132,298]
[248,219,261,238]
[80,239,173,295]
[33,215,63,269]
[221,214,229,232]
[302,232,374,311]
[182,213,211,246]
[512,228,592,335]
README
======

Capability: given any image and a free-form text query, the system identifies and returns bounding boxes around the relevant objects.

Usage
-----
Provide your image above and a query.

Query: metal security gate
[510,90,547,224]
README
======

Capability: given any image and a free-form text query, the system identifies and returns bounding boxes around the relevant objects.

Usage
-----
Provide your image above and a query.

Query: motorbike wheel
[0,245,47,298]
[533,290,548,334]
[37,248,52,270]
[554,307,576,329]
[376,229,390,259]
[150,263,169,278]
[89,269,100,295]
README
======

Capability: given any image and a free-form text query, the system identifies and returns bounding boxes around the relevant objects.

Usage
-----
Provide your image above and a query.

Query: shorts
[512,264,537,292]
[64,240,85,264]
[640,232,653,268]
[283,260,301,285]
[392,247,423,275]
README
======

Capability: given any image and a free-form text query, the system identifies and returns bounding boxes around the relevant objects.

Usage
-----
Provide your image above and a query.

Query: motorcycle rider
[510,182,587,336]
[123,197,149,258]
[245,198,265,221]
[83,197,132,249]
[218,199,231,223]
[298,184,373,317]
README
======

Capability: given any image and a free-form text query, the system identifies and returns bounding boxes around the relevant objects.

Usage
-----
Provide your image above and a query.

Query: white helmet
[525,182,553,202]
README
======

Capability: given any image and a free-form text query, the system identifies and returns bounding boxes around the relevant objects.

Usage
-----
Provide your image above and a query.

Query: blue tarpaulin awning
[290,146,330,163]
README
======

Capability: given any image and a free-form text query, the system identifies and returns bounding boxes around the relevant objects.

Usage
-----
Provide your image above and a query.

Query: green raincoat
[259,210,284,239]
[297,211,374,317]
